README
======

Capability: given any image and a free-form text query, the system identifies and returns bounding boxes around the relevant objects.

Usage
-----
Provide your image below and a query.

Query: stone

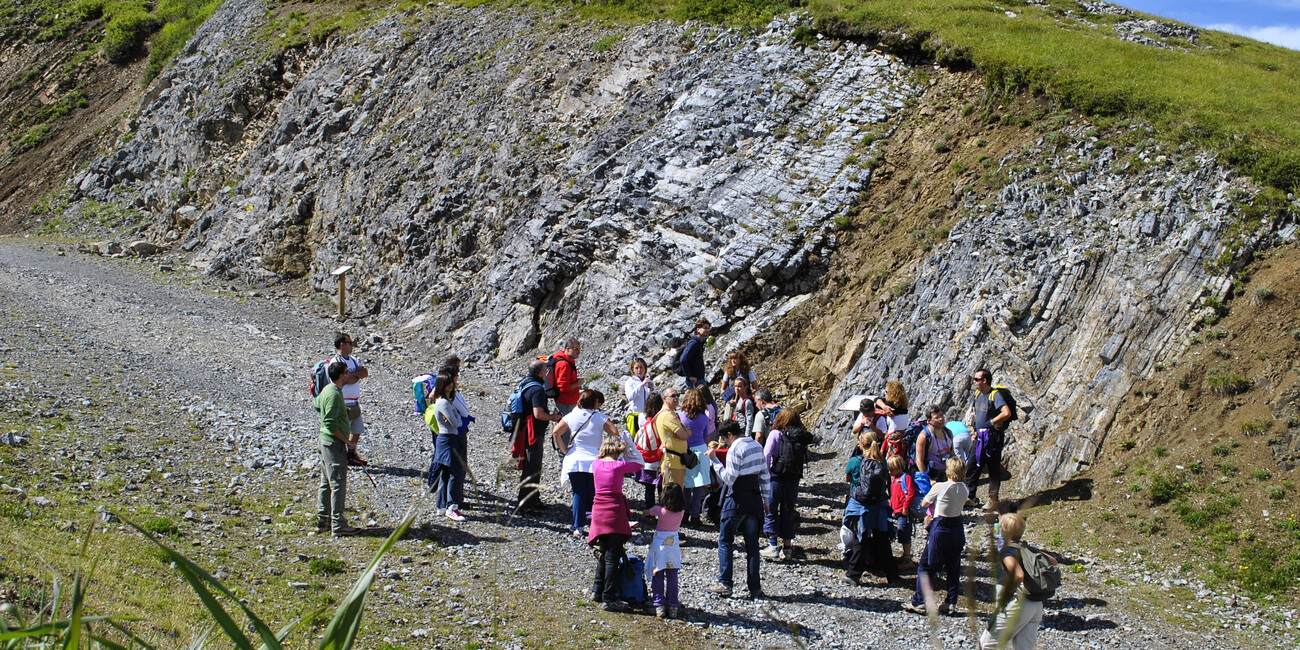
[128,240,166,256]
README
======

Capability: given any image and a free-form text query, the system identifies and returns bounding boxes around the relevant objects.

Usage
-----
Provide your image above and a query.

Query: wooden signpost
[331,265,353,319]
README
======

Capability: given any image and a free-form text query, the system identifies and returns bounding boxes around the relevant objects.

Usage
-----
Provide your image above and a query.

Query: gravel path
[0,239,1261,648]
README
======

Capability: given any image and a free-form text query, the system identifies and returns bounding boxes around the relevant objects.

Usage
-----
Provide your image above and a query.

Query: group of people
[311,322,1054,647]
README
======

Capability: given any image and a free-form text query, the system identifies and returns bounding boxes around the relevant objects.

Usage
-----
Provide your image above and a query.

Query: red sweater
[889,473,916,516]
[551,349,580,405]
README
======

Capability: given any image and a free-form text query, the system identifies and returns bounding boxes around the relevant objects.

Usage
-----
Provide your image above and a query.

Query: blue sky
[1120,1,1300,49]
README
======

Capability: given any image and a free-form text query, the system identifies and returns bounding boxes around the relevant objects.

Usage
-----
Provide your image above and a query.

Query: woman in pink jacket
[588,437,644,611]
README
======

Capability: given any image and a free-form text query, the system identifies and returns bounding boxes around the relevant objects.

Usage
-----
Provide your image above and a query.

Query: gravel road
[0,239,1267,648]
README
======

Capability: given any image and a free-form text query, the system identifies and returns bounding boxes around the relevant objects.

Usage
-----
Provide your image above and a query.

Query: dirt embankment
[0,22,145,232]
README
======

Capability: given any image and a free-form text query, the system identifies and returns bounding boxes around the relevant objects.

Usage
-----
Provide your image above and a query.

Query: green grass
[1205,366,1250,396]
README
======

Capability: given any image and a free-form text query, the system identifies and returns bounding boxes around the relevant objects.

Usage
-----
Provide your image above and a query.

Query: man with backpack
[549,338,584,419]
[678,318,710,388]
[333,333,370,467]
[752,389,782,443]
[314,360,359,537]
[511,359,561,512]
[967,368,1014,512]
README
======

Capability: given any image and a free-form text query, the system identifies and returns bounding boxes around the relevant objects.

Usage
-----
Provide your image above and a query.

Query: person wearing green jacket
[315,360,359,537]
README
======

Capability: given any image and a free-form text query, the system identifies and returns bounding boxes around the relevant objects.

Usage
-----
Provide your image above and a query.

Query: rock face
[50,1,1297,493]
[817,129,1291,492]
[66,1,915,369]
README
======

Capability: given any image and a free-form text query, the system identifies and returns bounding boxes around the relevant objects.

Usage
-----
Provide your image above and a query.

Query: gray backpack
[1016,542,1061,601]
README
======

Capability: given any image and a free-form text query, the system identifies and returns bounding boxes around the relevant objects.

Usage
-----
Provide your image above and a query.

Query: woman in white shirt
[623,357,655,425]
[554,389,628,536]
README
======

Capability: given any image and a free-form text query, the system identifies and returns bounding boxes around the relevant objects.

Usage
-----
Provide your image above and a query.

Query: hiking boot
[843,573,861,586]
[707,583,733,598]
[601,599,629,612]
[901,602,926,615]
[667,606,681,619]
[444,507,465,522]
[315,518,330,533]
[964,497,981,510]
[938,602,955,616]
[896,558,917,571]
[746,589,765,600]
[778,546,794,562]
[982,499,1001,514]
[655,605,668,619]
[332,525,361,537]
[760,545,782,561]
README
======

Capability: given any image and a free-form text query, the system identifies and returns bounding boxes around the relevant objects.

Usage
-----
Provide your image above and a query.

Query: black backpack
[990,385,1019,423]
[671,338,690,377]
[543,355,567,399]
[771,427,812,478]
[851,458,889,506]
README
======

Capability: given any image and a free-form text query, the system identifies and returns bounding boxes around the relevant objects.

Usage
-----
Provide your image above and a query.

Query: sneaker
[747,589,764,600]
[655,605,667,619]
[901,602,926,615]
[982,499,1001,513]
[444,508,465,522]
[707,583,733,598]
[332,525,361,537]
[843,573,861,586]
[601,599,629,612]
[938,602,954,616]
[760,545,782,561]
[778,546,793,562]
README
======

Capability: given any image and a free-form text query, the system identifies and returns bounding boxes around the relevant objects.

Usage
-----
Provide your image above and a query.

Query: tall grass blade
[318,509,416,650]
[123,515,282,650]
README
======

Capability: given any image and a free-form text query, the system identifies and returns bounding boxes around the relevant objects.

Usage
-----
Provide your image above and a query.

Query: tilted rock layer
[56,1,1296,494]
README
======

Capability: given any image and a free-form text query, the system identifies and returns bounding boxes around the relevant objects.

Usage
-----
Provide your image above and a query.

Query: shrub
[1252,286,1275,303]
[1239,418,1272,436]
[309,557,348,575]
[1252,469,1272,481]
[1206,368,1250,396]
[1267,485,1286,500]
[143,516,180,538]
[1149,473,1189,505]
[1211,444,1230,457]
[1204,329,1227,340]
[101,2,164,63]
[1220,462,1238,477]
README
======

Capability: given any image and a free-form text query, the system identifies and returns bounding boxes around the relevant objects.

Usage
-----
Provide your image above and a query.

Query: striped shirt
[711,436,771,503]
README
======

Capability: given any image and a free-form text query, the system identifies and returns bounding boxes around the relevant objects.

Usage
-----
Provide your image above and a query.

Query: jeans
[966,428,1005,502]
[686,487,704,519]
[913,517,965,607]
[718,512,762,593]
[317,439,348,531]
[518,434,545,507]
[433,433,466,511]
[764,477,799,540]
[569,471,595,532]
[652,568,680,607]
[892,513,913,545]
[591,534,628,602]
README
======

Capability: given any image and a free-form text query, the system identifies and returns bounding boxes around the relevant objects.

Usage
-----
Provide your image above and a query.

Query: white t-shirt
[885,414,910,433]
[559,408,610,476]
[924,480,970,518]
[338,354,362,404]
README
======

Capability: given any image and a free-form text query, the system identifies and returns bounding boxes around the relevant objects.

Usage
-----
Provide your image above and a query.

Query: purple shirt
[764,428,783,468]
[678,410,714,448]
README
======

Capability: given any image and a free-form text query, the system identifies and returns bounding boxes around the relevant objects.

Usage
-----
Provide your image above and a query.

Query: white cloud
[1208,22,1300,49]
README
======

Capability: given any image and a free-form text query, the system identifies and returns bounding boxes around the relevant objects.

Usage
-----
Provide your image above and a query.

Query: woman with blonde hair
[904,457,970,616]
[588,436,644,611]
[845,432,899,585]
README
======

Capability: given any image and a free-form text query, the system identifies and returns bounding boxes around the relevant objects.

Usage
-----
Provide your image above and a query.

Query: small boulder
[128,240,166,256]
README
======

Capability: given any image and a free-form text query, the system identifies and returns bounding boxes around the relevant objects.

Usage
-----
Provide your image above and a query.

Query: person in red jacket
[552,338,584,416]
[887,454,917,570]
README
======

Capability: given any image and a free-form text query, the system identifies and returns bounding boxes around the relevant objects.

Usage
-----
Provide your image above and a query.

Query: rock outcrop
[49,1,1298,494]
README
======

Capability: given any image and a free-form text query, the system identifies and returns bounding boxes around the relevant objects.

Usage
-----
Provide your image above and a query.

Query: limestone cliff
[47,1,1297,495]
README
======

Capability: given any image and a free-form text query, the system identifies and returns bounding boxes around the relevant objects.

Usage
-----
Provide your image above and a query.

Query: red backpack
[635,418,663,464]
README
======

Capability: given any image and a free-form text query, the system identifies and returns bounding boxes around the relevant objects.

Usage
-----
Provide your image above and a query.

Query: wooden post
[331,265,354,319]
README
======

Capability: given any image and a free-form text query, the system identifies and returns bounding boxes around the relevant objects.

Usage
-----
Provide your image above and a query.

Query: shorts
[346,404,364,436]
[891,513,912,545]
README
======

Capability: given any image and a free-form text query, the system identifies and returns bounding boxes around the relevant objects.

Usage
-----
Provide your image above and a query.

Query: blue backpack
[501,377,542,434]
[909,472,931,517]
[618,554,648,605]
[412,374,435,415]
